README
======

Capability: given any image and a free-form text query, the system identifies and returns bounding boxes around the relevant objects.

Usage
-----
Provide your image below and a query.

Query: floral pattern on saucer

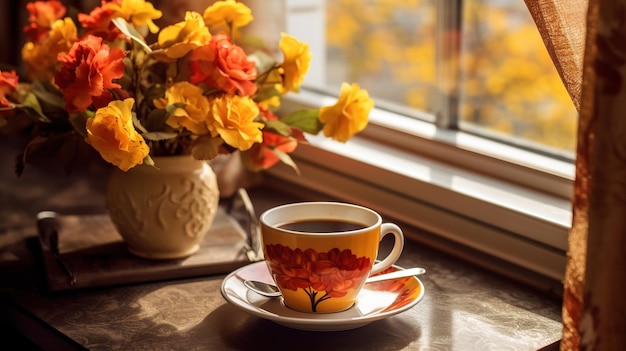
[220,261,425,331]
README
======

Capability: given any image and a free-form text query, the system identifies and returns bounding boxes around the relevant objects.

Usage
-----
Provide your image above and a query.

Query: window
[271,0,573,288]
[325,0,437,118]
[460,0,577,156]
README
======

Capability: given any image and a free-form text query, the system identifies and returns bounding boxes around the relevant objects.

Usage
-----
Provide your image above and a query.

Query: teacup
[260,201,404,313]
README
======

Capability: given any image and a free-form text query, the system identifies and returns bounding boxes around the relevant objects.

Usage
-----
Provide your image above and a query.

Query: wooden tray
[36,207,254,291]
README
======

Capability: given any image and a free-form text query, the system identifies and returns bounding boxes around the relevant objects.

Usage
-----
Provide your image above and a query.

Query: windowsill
[0,176,563,350]
[271,89,572,289]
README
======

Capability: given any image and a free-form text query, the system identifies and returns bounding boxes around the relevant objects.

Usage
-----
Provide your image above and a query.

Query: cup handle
[370,223,405,275]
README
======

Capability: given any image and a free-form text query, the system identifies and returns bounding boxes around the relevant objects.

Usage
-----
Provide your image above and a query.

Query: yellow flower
[85,98,150,171]
[154,81,211,135]
[21,17,77,81]
[319,83,373,143]
[203,0,253,32]
[158,11,211,59]
[279,33,311,93]
[210,95,262,151]
[113,0,162,34]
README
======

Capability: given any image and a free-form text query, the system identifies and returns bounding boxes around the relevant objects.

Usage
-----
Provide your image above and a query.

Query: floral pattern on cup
[265,243,371,312]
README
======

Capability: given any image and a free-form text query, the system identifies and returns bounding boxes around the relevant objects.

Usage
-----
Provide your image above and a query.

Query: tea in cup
[260,202,405,313]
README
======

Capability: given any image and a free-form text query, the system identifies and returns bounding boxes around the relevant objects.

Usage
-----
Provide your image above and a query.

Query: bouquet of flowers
[0,0,373,175]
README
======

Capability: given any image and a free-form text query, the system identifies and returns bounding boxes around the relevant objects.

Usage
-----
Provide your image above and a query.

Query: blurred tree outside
[325,0,577,153]
[326,0,437,113]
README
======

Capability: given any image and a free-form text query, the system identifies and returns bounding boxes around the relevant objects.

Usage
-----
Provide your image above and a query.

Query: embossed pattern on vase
[106,156,219,259]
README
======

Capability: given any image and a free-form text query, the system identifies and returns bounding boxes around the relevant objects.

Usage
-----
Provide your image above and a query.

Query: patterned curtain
[524,0,626,349]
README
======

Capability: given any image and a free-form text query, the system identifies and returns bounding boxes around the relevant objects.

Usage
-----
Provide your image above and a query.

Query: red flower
[246,108,299,170]
[189,33,257,96]
[78,1,123,42]
[0,70,19,108]
[23,0,67,43]
[55,35,126,113]
[247,130,298,169]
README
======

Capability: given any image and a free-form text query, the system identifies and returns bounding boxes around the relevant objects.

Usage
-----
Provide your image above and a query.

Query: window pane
[325,0,578,154]
[325,0,437,116]
[459,0,577,153]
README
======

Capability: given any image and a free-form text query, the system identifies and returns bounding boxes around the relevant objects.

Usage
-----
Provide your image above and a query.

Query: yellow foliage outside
[326,0,577,152]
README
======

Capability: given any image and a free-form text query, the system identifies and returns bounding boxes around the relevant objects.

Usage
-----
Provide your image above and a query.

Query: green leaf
[11,81,67,123]
[20,92,49,122]
[16,105,49,123]
[190,136,222,160]
[273,149,300,175]
[112,18,151,53]
[132,112,149,134]
[141,83,166,106]
[142,131,178,141]
[143,108,169,131]
[253,83,281,105]
[143,155,155,168]
[280,109,323,134]
[249,50,278,76]
[68,112,89,137]
[116,57,135,89]
[239,35,269,54]
[19,132,88,176]
[31,81,66,113]
[263,119,292,137]
[165,103,186,116]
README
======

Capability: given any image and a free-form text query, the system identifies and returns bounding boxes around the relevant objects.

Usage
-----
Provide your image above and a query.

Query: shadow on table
[195,303,421,350]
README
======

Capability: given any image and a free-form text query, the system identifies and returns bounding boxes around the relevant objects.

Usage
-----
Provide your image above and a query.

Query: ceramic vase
[106,155,220,259]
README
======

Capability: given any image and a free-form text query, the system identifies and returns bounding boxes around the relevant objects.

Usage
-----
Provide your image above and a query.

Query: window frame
[272,0,573,286]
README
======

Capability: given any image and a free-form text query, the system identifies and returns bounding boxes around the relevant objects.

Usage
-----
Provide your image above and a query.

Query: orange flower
[0,70,19,108]
[23,0,66,43]
[190,33,257,96]
[245,109,298,170]
[78,1,122,41]
[246,131,298,170]
[2,0,371,176]
[80,0,162,40]
[55,35,126,113]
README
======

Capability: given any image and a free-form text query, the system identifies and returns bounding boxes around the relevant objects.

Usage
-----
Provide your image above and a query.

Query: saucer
[220,261,425,331]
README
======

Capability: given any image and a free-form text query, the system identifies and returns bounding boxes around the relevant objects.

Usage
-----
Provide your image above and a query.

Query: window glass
[325,0,578,154]
[325,0,437,116]
[460,0,578,153]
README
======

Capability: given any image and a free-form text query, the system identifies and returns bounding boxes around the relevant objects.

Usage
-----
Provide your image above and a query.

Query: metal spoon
[244,267,426,298]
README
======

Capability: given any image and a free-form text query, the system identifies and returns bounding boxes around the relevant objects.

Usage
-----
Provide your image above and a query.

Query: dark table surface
[0,138,562,351]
